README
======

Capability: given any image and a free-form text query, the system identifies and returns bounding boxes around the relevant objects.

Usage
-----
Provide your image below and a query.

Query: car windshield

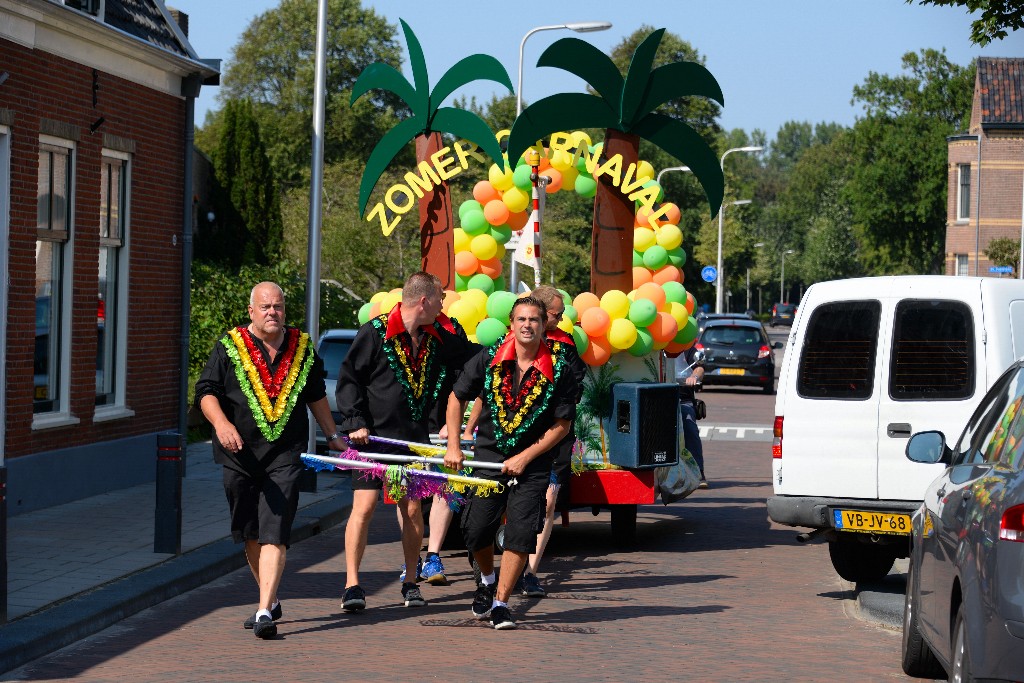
[776,304,795,314]
[703,326,761,345]
[319,338,353,380]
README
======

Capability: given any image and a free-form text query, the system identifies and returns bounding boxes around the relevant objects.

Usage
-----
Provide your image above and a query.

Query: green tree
[985,237,1021,276]
[911,0,1024,45]
[455,93,518,134]
[845,49,974,275]
[202,99,283,267]
[801,183,861,283]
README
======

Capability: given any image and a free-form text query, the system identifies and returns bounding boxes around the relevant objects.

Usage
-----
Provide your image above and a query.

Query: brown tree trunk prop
[416,132,454,289]
[591,129,640,296]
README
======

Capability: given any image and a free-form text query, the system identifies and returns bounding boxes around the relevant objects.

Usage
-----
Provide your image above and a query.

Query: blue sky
[171,0,1021,139]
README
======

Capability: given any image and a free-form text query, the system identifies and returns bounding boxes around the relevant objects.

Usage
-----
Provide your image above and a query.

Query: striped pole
[530,155,542,288]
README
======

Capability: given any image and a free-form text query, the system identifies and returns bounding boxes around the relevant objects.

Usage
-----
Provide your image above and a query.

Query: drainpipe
[179,74,201,474]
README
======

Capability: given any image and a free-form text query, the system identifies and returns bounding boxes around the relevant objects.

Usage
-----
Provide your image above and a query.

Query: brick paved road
[3,438,916,681]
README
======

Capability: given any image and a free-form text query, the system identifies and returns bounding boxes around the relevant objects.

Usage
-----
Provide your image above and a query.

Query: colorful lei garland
[221,326,315,442]
[371,314,446,421]
[486,340,566,454]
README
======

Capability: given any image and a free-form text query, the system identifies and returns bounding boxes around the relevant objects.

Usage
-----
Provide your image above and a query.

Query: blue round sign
[701,266,718,283]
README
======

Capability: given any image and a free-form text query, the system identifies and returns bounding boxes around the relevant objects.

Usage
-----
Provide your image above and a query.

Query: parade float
[327,22,726,541]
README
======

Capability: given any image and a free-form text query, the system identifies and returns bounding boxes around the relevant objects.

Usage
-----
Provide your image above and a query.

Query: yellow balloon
[370,291,387,303]
[668,301,688,327]
[470,233,498,260]
[652,338,670,351]
[636,160,655,182]
[489,163,514,192]
[571,131,593,148]
[467,334,479,344]
[550,149,573,172]
[441,290,460,314]
[381,291,402,313]
[494,243,506,260]
[558,316,573,334]
[448,299,479,329]
[560,166,579,192]
[600,289,631,320]
[454,228,471,253]
[634,227,657,253]
[607,318,638,350]
[502,186,530,213]
[459,288,489,320]
[627,291,636,300]
[657,224,683,251]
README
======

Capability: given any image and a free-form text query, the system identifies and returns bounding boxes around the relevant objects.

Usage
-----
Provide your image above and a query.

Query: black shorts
[223,462,303,547]
[461,455,552,555]
[549,434,574,487]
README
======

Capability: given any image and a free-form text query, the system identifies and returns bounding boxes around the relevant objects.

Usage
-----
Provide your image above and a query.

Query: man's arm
[307,397,347,451]
[200,394,244,454]
[443,392,468,470]
[502,419,571,476]
[336,325,375,443]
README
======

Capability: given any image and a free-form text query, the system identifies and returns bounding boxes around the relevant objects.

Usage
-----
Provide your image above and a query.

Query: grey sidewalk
[0,441,353,673]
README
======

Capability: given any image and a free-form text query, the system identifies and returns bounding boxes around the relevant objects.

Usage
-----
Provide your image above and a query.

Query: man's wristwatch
[327,432,342,442]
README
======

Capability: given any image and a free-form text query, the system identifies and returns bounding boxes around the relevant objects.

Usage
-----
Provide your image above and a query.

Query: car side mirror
[772,341,784,349]
[906,431,950,465]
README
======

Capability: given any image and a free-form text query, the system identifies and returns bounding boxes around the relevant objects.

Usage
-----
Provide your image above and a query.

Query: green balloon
[575,174,597,199]
[455,273,470,292]
[461,209,489,236]
[486,290,516,321]
[491,274,506,292]
[563,303,578,324]
[633,249,644,267]
[662,281,687,305]
[476,317,508,346]
[628,328,654,357]
[468,272,496,295]
[557,288,572,305]
[642,245,669,270]
[572,325,590,354]
[490,224,512,244]
[643,179,665,203]
[459,200,482,219]
[513,164,533,191]
[675,316,699,344]
[628,298,658,328]
[575,154,590,173]
[666,246,686,268]
[358,302,374,325]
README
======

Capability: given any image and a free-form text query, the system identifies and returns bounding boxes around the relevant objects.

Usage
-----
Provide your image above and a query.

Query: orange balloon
[369,302,381,318]
[540,168,562,193]
[483,199,511,227]
[635,205,655,228]
[660,202,681,225]
[441,290,460,314]
[580,306,611,337]
[455,250,479,276]
[632,266,654,289]
[652,264,683,285]
[507,210,529,231]
[573,291,601,316]
[664,341,686,358]
[538,153,551,172]
[473,180,500,205]
[581,336,612,366]
[648,312,679,343]
[684,292,696,315]
[478,257,502,278]
[635,281,667,310]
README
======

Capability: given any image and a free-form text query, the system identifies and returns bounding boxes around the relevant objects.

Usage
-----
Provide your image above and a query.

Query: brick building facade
[0,0,217,514]
[945,58,1024,277]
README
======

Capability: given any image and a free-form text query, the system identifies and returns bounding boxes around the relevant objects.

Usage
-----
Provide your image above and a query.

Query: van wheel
[901,560,946,678]
[610,504,637,544]
[828,538,896,583]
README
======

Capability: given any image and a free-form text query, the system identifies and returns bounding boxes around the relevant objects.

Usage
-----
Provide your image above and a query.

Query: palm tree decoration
[507,28,724,295]
[352,20,513,287]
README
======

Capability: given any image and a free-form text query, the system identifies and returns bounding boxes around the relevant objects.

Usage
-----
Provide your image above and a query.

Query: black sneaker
[243,601,282,629]
[522,572,546,598]
[253,614,277,639]
[401,582,427,607]
[471,582,495,619]
[490,604,516,630]
[341,585,366,612]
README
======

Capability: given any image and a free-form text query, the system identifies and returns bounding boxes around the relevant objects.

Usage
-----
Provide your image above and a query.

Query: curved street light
[747,242,764,311]
[781,249,795,303]
[656,165,691,186]
[716,146,763,312]
[516,21,613,115]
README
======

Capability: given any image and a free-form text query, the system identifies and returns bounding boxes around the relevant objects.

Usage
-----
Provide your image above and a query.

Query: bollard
[0,466,7,623]
[154,432,183,554]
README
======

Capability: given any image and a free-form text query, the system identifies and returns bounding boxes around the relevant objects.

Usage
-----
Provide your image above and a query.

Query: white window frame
[1,125,10,461]
[94,148,133,421]
[956,254,970,277]
[33,134,80,430]
[957,164,971,222]
[62,0,104,19]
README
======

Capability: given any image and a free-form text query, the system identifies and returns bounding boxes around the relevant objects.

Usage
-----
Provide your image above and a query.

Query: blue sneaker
[399,557,423,583]
[422,554,448,585]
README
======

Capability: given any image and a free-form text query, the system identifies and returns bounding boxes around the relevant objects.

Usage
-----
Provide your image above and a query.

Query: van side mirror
[772,341,784,349]
[691,349,705,366]
[906,431,950,465]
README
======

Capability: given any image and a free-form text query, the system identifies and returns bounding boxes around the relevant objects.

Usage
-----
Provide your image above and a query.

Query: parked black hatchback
[770,302,797,327]
[696,319,782,393]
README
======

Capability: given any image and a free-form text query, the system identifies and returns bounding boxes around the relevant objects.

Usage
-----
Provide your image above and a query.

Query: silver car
[902,360,1024,681]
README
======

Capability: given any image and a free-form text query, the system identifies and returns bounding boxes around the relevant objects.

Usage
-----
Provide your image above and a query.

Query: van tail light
[695,342,704,351]
[999,504,1024,542]
[772,416,783,459]
[758,345,771,359]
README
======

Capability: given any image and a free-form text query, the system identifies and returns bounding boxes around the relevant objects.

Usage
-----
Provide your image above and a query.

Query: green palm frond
[358,116,423,216]
[631,113,724,217]
[431,107,507,172]
[506,93,619,167]
[537,37,625,106]
[399,19,430,116]
[350,63,419,115]
[431,54,514,113]
[620,28,666,124]
[631,62,724,125]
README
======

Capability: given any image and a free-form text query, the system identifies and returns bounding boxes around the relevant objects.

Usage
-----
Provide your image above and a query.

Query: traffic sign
[701,266,718,283]
[990,265,1014,273]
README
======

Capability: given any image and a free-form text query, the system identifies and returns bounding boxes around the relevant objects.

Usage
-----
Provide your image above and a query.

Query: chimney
[167,7,188,38]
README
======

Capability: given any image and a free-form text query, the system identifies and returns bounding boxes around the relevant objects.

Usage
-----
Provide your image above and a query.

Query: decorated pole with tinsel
[358,434,477,459]
[333,450,504,471]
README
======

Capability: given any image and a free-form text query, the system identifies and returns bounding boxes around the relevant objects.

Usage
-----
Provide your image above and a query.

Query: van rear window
[797,301,881,399]
[889,300,973,400]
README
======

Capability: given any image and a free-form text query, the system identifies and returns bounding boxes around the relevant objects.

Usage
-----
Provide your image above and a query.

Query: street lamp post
[510,21,612,292]
[716,146,763,313]
[747,242,764,311]
[656,165,691,186]
[780,249,795,303]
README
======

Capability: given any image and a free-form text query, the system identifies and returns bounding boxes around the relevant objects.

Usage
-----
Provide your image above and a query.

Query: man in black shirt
[336,272,476,611]
[196,282,346,639]
[444,295,578,630]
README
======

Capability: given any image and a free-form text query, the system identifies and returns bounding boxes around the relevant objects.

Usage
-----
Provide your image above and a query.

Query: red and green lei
[370,314,447,421]
[486,340,566,454]
[220,326,315,442]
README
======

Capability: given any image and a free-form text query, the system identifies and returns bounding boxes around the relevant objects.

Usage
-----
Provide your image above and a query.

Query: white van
[767,276,1024,582]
